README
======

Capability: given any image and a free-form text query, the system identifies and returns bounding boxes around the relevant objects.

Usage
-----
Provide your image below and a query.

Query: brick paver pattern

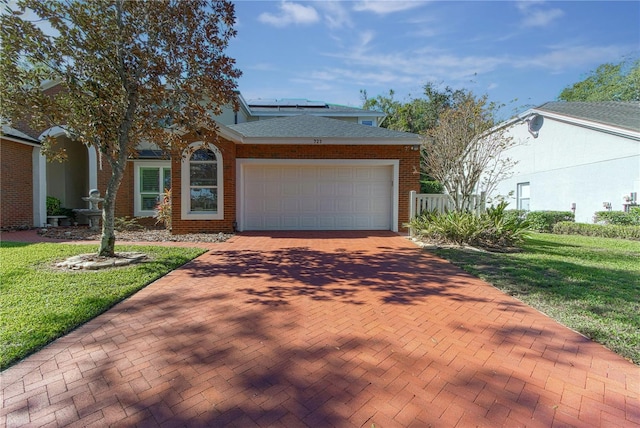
[1,231,638,427]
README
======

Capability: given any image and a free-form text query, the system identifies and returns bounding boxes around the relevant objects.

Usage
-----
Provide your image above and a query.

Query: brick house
[0,126,42,229]
[1,89,421,233]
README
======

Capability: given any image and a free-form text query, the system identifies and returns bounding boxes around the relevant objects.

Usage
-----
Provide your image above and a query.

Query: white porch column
[32,147,47,227]
[87,146,98,190]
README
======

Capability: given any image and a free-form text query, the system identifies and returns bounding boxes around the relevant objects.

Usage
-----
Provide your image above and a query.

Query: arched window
[181,143,223,220]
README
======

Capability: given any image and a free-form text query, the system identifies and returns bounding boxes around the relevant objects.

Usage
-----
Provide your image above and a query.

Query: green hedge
[553,221,640,240]
[525,211,575,232]
[504,209,527,224]
[420,180,445,194]
[594,208,640,226]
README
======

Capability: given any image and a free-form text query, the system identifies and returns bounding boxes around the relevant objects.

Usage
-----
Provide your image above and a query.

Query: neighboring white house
[493,101,640,223]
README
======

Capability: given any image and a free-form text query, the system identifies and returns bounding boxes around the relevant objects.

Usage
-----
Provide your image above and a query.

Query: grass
[0,242,206,370]
[430,233,640,364]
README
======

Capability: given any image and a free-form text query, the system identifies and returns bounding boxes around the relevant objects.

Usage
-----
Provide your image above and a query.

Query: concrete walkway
[1,231,638,427]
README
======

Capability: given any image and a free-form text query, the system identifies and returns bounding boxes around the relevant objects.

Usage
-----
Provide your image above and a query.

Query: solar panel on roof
[247,99,327,108]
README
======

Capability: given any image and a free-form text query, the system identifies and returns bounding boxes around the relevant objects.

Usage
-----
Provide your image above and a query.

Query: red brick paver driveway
[2,232,638,427]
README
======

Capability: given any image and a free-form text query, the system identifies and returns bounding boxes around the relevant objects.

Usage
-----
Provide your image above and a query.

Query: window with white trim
[134,162,171,216]
[517,182,530,211]
[181,142,223,220]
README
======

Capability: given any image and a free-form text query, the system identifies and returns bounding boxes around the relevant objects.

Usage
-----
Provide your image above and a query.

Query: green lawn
[0,242,205,370]
[430,233,640,364]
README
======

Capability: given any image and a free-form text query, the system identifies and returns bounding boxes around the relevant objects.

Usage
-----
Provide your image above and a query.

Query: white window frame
[181,141,223,220]
[517,182,530,211]
[134,161,171,217]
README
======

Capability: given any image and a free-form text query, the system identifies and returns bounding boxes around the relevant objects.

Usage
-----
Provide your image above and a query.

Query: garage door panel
[336,184,354,197]
[282,182,300,196]
[354,199,371,211]
[243,164,392,230]
[299,198,317,212]
[335,199,353,213]
[300,216,318,228]
[317,183,334,196]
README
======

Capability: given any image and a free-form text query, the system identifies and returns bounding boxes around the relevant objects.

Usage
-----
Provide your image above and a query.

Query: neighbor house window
[517,182,530,210]
[134,162,170,216]
[181,142,223,220]
[361,120,374,126]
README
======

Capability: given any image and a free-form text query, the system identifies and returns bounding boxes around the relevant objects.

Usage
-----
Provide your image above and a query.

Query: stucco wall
[494,117,640,223]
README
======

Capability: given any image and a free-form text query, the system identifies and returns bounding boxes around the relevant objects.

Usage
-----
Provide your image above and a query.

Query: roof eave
[532,108,640,140]
[233,136,420,145]
[1,134,41,147]
[249,111,385,118]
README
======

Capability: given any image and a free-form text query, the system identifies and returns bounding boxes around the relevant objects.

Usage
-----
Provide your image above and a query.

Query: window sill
[181,212,223,221]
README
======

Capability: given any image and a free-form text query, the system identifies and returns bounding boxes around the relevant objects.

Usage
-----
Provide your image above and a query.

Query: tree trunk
[98,161,126,257]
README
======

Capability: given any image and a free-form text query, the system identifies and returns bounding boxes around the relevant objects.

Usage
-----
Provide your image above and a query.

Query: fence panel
[409,191,486,219]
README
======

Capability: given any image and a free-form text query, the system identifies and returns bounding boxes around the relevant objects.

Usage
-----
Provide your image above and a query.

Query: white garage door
[243,164,393,230]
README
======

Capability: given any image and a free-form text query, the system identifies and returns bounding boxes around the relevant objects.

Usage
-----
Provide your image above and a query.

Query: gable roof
[221,115,419,145]
[1,125,41,146]
[536,101,640,133]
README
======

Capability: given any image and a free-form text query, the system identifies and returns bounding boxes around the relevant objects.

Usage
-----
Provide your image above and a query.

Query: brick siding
[171,138,420,234]
[1,139,34,228]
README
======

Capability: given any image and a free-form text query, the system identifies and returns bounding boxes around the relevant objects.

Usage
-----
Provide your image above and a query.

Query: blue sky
[228,1,640,118]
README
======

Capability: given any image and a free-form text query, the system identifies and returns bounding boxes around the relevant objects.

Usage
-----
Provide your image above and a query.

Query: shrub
[154,188,172,230]
[594,209,640,226]
[46,196,62,216]
[408,201,530,249]
[420,180,445,194]
[46,196,76,220]
[553,221,640,240]
[504,209,527,224]
[114,216,143,231]
[480,202,530,248]
[526,211,574,232]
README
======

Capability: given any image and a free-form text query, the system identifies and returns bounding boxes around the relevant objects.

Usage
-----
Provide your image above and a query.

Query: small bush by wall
[408,202,530,249]
[420,180,444,194]
[526,211,575,232]
[594,208,640,226]
[553,221,640,240]
[504,209,527,224]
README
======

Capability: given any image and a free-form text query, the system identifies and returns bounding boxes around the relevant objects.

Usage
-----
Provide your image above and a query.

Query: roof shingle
[227,115,419,140]
[536,101,640,132]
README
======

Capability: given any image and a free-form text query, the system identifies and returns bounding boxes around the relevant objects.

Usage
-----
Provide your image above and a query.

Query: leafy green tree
[559,58,640,101]
[1,0,241,256]
[361,83,466,134]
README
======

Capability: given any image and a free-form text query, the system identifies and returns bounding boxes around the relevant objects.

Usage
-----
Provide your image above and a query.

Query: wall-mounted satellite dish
[527,114,543,138]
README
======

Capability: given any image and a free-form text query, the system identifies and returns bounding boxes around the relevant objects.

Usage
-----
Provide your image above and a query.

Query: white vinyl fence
[409,190,486,219]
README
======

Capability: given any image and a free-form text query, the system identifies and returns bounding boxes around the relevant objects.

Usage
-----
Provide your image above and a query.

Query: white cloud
[316,2,353,29]
[514,43,632,71]
[315,38,635,95]
[516,0,547,13]
[522,8,564,27]
[247,63,277,72]
[516,1,564,28]
[359,30,375,49]
[258,1,320,27]
[353,1,424,15]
